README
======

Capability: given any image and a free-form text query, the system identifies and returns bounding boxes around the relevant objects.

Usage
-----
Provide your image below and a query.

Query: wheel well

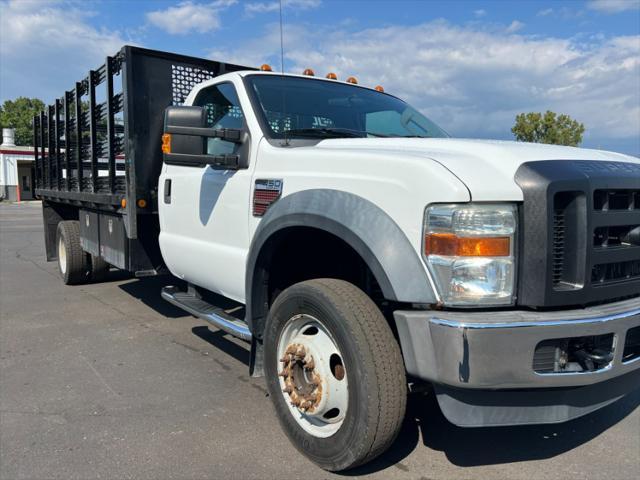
[250,227,386,339]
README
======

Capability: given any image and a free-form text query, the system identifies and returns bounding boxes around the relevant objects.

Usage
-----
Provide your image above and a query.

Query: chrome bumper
[394,296,640,390]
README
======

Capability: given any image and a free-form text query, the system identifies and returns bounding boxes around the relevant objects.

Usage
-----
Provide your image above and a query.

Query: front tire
[56,221,90,285]
[264,279,407,471]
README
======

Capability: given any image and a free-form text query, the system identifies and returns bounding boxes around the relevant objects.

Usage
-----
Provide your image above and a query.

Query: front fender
[245,189,436,335]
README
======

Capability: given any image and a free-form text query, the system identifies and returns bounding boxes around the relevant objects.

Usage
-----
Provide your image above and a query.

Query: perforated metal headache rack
[32,46,253,238]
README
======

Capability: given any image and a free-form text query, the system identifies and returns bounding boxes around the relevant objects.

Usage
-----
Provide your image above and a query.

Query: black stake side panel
[64,91,72,191]
[33,45,254,241]
[33,116,40,185]
[39,111,47,189]
[54,99,61,190]
[47,105,54,189]
[121,46,254,238]
[105,57,116,194]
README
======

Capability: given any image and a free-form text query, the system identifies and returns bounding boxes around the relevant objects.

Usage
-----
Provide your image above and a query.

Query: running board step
[161,285,252,341]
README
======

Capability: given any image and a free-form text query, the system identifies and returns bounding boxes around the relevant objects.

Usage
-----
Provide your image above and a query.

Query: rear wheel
[264,279,407,471]
[56,221,90,285]
[90,254,110,282]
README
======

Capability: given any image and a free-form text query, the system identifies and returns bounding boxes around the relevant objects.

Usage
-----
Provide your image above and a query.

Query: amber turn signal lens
[161,133,171,154]
[375,85,384,92]
[260,64,273,71]
[120,198,127,208]
[303,68,315,76]
[346,76,358,84]
[137,199,147,208]
[425,233,510,257]
[326,72,338,80]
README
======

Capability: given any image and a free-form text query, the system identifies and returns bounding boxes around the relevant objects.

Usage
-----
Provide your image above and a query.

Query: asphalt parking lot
[1,201,639,480]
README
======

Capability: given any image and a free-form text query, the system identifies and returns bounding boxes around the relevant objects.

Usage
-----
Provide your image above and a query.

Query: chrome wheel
[277,314,348,438]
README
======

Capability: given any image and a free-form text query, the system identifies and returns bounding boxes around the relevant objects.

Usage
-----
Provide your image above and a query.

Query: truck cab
[34,47,640,472]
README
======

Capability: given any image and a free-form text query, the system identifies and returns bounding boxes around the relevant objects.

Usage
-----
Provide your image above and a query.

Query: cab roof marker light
[375,85,384,92]
[303,68,315,76]
[161,133,171,154]
[326,72,338,80]
[260,64,273,71]
[346,76,358,84]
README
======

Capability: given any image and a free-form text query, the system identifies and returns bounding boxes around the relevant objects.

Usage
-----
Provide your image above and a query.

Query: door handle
[164,179,172,204]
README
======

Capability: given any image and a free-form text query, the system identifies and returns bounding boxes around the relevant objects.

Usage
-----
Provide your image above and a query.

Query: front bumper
[394,296,640,426]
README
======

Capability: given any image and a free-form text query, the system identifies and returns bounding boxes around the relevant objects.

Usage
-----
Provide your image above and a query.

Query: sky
[1,0,639,154]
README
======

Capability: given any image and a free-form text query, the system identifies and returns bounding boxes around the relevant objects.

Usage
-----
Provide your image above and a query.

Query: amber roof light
[346,76,358,84]
[260,64,273,71]
[303,68,315,76]
[375,85,385,92]
[326,72,338,80]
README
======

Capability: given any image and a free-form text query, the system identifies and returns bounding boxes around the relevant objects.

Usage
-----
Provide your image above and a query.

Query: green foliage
[511,111,585,147]
[0,97,46,146]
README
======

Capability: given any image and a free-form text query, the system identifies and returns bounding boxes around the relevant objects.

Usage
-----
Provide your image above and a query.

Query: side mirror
[162,106,247,169]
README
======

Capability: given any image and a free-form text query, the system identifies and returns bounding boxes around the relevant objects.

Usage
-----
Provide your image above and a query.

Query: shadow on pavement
[117,276,188,318]
[191,326,251,366]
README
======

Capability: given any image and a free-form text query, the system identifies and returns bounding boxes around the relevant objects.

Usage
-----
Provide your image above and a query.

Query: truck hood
[314,138,640,201]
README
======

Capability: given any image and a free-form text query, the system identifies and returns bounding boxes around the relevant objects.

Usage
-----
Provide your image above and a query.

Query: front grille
[590,188,640,289]
[516,160,640,307]
[550,191,586,291]
[551,187,640,295]
[593,189,640,211]
[552,211,565,286]
[592,260,640,284]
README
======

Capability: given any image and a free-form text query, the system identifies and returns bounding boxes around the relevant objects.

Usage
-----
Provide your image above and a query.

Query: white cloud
[212,21,640,152]
[474,9,486,17]
[146,1,236,35]
[505,20,524,33]
[587,0,640,13]
[245,0,321,15]
[0,0,129,103]
[537,8,554,16]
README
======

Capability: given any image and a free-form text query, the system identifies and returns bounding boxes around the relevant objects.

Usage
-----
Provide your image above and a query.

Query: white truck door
[159,82,251,302]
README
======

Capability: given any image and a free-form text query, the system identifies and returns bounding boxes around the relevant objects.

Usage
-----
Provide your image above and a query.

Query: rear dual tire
[264,279,407,472]
[90,254,110,282]
[56,221,110,284]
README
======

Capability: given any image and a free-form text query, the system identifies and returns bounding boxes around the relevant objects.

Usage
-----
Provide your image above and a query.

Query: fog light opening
[533,333,615,374]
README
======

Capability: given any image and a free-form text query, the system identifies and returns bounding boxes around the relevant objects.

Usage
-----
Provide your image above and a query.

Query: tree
[0,97,46,146]
[511,111,585,147]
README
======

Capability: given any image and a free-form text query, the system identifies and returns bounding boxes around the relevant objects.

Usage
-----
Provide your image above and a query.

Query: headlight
[423,203,517,307]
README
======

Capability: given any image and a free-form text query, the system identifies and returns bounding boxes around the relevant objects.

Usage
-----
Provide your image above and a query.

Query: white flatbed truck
[34,46,640,471]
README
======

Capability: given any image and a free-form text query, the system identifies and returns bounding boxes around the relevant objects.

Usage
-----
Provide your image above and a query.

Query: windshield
[246,75,449,140]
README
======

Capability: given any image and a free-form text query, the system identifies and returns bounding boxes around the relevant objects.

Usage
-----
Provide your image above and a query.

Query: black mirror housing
[162,105,248,169]
[164,106,206,156]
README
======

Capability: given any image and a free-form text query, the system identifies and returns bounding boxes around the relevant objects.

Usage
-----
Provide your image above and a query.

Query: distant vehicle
[34,46,640,472]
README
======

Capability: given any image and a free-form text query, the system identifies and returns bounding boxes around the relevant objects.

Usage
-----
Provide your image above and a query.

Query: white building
[0,128,36,201]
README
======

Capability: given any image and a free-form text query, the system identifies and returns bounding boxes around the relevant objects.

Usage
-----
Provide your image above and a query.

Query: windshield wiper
[284,127,390,138]
[285,128,361,138]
